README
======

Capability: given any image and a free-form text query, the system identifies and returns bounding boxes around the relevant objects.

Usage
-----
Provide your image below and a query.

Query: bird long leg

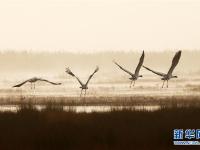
[80,89,83,97]
[162,80,165,88]
[20,88,23,100]
[167,80,169,88]
[33,83,35,95]
[132,80,136,87]
[129,80,133,88]
[31,83,32,89]
[84,89,87,96]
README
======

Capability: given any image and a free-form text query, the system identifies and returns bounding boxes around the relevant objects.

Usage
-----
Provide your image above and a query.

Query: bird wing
[66,68,84,86]
[167,50,182,75]
[13,79,30,87]
[113,61,133,76]
[38,78,61,85]
[86,66,99,86]
[143,65,165,77]
[135,50,145,75]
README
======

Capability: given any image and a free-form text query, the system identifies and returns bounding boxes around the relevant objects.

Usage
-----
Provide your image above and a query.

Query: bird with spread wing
[113,51,145,87]
[13,77,61,89]
[143,50,182,88]
[66,66,99,97]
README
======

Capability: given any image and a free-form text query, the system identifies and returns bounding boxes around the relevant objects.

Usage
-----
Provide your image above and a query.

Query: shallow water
[0,75,199,99]
[0,105,161,113]
[2,78,200,98]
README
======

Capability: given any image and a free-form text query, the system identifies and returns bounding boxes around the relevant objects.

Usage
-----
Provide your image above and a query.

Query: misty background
[0,50,199,80]
[0,0,199,92]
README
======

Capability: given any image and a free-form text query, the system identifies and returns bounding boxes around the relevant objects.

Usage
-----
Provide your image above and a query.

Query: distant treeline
[0,50,199,79]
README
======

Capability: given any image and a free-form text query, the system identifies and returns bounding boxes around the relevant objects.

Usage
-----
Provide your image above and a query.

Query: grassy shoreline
[0,101,200,150]
[0,95,200,106]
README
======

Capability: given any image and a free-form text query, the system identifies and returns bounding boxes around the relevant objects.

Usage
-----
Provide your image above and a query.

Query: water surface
[0,105,161,113]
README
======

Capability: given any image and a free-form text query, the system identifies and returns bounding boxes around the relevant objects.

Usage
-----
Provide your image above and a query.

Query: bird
[143,50,182,88]
[66,66,99,97]
[13,77,61,89]
[113,50,145,87]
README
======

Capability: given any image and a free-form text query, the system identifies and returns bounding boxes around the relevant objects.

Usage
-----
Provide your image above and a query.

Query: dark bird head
[12,85,19,88]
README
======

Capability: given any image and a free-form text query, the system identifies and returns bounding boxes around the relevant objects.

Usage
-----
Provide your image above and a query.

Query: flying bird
[113,51,145,87]
[13,77,61,89]
[143,50,182,88]
[66,66,99,97]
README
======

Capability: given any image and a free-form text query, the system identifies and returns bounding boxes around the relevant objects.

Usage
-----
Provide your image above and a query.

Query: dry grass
[0,96,199,149]
[0,102,199,150]
[0,95,200,107]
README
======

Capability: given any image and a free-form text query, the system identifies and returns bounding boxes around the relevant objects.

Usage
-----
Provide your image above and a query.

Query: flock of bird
[13,50,182,96]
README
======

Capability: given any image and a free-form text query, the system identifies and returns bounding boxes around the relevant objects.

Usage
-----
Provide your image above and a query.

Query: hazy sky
[0,0,200,52]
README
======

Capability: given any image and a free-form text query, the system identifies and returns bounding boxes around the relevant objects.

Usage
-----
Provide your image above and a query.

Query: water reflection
[64,106,161,113]
[0,105,161,113]
[0,105,18,113]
